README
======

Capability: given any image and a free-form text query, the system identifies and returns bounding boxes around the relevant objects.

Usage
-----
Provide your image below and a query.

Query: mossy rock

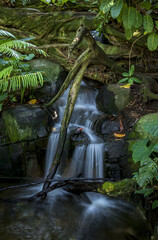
[98,179,136,197]
[96,84,131,115]
[2,105,49,143]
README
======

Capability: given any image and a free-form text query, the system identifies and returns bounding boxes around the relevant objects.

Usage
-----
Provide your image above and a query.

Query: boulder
[96,84,131,115]
[2,105,53,143]
[30,59,67,102]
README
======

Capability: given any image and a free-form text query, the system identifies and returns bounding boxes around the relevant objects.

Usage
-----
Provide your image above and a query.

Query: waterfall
[84,143,104,178]
[45,81,104,179]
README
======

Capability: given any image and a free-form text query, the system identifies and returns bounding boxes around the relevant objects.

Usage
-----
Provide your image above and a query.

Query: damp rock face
[96,84,131,115]
[30,59,67,102]
[0,105,55,177]
[2,105,52,143]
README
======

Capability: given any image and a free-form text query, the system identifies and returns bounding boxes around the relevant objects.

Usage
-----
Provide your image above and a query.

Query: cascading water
[45,81,104,179]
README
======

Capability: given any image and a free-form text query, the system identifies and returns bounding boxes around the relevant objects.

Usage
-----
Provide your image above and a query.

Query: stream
[0,81,148,240]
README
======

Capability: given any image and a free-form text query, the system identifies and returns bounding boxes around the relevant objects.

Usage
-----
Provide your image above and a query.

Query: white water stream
[44,81,104,179]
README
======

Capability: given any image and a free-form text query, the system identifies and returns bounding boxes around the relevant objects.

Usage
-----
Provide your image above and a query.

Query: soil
[121,84,158,132]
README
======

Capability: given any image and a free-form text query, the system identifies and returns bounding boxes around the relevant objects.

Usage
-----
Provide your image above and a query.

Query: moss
[2,111,34,143]
[98,179,135,197]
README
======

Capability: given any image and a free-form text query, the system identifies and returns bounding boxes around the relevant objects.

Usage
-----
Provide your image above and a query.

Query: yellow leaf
[27,99,39,105]
[114,133,126,138]
[120,83,131,88]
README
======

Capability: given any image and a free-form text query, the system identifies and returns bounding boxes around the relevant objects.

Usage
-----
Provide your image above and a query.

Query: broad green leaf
[147,32,158,51]
[122,72,130,77]
[111,0,123,19]
[135,10,143,29]
[143,15,154,33]
[100,0,114,13]
[118,77,128,83]
[152,200,158,209]
[139,1,151,10]
[129,65,135,76]
[130,77,142,83]
[122,6,136,30]
[131,139,150,162]
[128,78,134,85]
[125,28,133,40]
[0,103,2,111]
[142,120,158,137]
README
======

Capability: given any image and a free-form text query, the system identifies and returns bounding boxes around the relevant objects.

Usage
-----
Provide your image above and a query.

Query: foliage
[0,30,46,107]
[130,119,158,208]
[98,0,158,51]
[118,65,141,85]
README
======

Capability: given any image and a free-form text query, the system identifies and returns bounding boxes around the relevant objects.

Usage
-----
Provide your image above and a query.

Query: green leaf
[122,6,136,30]
[100,0,114,13]
[135,188,154,196]
[122,72,130,77]
[131,139,150,162]
[130,77,142,83]
[139,1,151,10]
[135,10,143,29]
[111,0,123,19]
[152,200,158,209]
[129,64,135,76]
[128,78,134,85]
[118,77,129,83]
[142,120,158,137]
[125,28,133,40]
[147,32,158,51]
[143,15,154,33]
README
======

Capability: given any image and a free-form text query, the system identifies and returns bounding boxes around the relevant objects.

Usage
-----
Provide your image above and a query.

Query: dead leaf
[27,99,39,105]
[114,133,126,138]
[120,83,131,89]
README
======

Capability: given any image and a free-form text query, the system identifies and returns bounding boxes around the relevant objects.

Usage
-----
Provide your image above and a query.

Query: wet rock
[30,59,67,102]
[96,84,131,115]
[0,146,12,176]
[2,105,52,143]
[105,140,128,159]
[70,128,89,148]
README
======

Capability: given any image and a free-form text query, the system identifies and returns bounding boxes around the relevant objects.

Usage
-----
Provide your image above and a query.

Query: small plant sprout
[118,65,142,85]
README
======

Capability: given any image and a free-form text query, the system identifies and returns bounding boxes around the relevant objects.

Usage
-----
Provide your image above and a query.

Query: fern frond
[0,66,13,79]
[0,40,47,56]
[0,72,44,93]
[0,47,23,59]
[0,30,16,39]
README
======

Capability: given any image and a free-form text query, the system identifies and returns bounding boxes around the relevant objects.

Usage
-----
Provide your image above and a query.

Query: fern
[0,72,44,92]
[0,30,16,39]
[0,40,46,58]
[0,29,46,105]
[0,66,13,79]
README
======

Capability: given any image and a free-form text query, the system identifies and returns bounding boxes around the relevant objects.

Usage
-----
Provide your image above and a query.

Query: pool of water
[0,183,149,240]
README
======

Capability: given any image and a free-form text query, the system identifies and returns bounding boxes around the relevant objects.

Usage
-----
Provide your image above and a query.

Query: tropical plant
[0,29,46,108]
[130,119,158,209]
[98,0,158,51]
[118,65,142,85]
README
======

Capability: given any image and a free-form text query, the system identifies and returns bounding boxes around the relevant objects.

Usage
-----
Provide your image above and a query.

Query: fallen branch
[0,177,113,192]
